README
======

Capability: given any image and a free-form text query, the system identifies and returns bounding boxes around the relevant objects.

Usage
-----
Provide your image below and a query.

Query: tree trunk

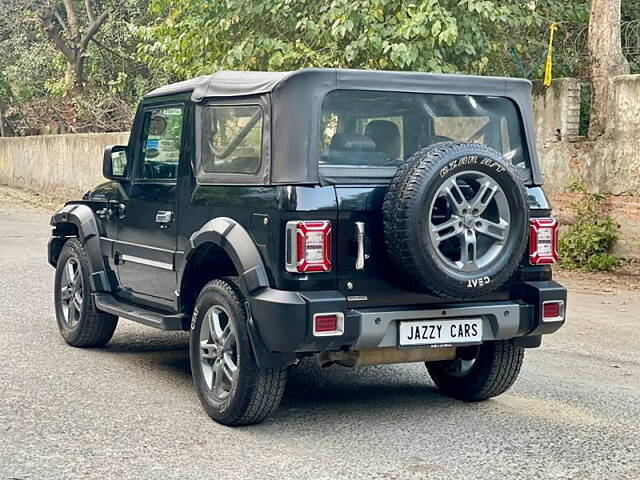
[72,53,86,94]
[587,0,629,140]
[38,2,108,98]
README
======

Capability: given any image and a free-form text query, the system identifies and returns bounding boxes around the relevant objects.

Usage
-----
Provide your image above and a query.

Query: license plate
[398,318,483,347]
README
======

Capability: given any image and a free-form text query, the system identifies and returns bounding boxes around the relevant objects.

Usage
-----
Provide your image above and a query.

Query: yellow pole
[544,22,558,86]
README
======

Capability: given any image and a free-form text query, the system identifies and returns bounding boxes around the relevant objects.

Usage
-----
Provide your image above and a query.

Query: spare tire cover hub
[429,170,511,273]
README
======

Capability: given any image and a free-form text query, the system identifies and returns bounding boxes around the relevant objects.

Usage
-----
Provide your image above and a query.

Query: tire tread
[192,279,287,426]
[383,142,528,299]
[427,340,525,401]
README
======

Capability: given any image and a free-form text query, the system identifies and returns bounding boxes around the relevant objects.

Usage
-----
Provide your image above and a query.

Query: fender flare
[181,218,295,369]
[181,217,270,296]
[49,203,113,292]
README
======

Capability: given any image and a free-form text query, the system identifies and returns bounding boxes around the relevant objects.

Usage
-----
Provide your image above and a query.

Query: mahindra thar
[48,69,566,425]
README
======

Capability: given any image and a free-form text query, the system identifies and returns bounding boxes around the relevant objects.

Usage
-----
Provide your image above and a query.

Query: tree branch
[62,0,80,39]
[90,38,138,62]
[80,10,109,51]
[53,10,71,39]
[38,10,76,61]
[85,0,95,23]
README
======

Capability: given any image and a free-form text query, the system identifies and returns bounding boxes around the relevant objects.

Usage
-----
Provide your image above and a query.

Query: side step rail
[93,293,189,331]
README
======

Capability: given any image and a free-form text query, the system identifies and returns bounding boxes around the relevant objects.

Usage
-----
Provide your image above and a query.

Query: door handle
[155,210,173,228]
[355,221,368,270]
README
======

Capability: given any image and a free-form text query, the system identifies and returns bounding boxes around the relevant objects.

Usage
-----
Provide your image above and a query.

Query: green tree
[0,0,161,133]
[139,0,572,80]
[36,0,110,94]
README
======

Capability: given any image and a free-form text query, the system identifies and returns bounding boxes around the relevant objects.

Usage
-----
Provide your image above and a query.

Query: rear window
[319,90,531,182]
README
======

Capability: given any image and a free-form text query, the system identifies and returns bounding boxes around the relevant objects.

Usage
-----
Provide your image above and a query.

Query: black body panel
[115,183,178,303]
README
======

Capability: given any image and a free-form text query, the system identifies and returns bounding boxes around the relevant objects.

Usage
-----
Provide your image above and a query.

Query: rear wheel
[54,238,118,347]
[190,279,288,426]
[426,341,524,401]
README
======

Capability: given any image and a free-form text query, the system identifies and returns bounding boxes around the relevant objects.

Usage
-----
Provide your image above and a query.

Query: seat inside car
[365,120,401,161]
[326,132,388,165]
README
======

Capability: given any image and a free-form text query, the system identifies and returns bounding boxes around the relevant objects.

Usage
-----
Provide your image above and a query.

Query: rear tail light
[312,313,344,336]
[542,300,564,322]
[530,218,559,265]
[285,220,332,273]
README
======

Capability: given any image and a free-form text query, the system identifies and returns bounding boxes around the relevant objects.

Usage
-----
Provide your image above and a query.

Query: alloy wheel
[199,305,239,401]
[60,257,83,327]
[429,170,511,273]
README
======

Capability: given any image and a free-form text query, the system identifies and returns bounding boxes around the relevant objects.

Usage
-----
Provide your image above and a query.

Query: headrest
[365,120,401,159]
[365,120,400,142]
[329,133,376,152]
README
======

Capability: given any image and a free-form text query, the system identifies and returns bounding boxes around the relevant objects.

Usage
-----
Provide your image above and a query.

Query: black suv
[49,69,566,425]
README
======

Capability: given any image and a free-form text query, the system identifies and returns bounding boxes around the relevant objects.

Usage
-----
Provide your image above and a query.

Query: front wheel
[426,341,524,401]
[54,238,118,347]
[189,279,287,426]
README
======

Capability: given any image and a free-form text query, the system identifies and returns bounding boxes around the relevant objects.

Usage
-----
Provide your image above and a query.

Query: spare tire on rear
[383,142,529,299]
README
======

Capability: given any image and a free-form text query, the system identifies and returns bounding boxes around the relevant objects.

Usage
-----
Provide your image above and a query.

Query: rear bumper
[248,280,566,353]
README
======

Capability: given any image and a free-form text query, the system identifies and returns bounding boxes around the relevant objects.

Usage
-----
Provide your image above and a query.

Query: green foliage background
[0,0,637,133]
[137,0,590,81]
[558,177,620,272]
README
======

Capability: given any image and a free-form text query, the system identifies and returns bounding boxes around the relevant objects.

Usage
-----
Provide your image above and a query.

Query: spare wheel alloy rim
[428,169,511,273]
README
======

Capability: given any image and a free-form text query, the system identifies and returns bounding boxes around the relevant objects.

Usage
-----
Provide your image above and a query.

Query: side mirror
[103,145,129,181]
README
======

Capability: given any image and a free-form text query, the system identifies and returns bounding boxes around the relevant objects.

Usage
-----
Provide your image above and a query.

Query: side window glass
[139,106,184,180]
[201,105,263,174]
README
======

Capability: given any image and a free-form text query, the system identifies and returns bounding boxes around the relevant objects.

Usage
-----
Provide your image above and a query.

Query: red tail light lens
[313,313,344,336]
[285,221,332,273]
[530,218,559,265]
[542,301,564,322]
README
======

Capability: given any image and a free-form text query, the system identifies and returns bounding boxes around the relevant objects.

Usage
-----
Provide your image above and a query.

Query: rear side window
[200,105,263,174]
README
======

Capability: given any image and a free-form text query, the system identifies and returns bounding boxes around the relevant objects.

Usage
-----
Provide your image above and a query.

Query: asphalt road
[1,202,639,479]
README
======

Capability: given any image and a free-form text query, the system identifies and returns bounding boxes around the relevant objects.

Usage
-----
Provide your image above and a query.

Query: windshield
[319,90,532,182]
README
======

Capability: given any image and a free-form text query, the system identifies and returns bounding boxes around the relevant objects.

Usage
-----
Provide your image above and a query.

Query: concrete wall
[0,132,129,198]
[533,75,640,196]
[533,74,640,257]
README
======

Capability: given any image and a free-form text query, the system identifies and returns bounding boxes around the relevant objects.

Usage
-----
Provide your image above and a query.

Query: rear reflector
[542,301,564,322]
[530,218,559,265]
[313,313,345,336]
[285,220,332,273]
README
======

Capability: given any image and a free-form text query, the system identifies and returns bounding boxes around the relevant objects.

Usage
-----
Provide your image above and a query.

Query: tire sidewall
[189,280,255,423]
[54,239,89,344]
[427,340,524,400]
[395,144,529,297]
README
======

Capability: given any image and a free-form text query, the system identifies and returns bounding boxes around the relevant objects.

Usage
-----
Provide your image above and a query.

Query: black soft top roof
[145,68,532,100]
[145,69,541,186]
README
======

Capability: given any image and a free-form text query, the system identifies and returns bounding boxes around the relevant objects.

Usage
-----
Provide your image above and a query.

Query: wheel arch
[178,217,269,314]
[48,203,112,292]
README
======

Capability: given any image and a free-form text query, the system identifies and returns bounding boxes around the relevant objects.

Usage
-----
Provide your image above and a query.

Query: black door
[115,104,185,306]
